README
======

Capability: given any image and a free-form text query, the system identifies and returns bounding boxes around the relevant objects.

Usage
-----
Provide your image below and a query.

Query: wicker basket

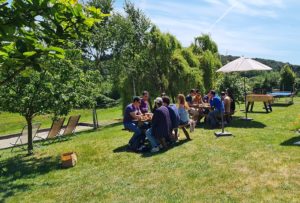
[61,152,77,168]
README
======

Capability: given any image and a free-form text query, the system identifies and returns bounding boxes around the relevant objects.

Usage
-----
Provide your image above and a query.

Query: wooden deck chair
[11,123,41,152]
[61,115,81,136]
[35,117,65,141]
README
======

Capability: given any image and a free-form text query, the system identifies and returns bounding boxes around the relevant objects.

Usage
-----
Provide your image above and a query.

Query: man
[221,92,231,114]
[146,97,172,152]
[207,90,224,128]
[123,96,144,151]
[162,96,180,141]
[186,89,196,107]
[140,91,149,114]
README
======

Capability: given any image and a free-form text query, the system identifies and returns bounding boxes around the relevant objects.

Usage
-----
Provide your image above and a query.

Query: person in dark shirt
[162,96,180,142]
[207,90,224,128]
[186,89,196,106]
[146,97,172,152]
[140,91,149,114]
[123,96,144,151]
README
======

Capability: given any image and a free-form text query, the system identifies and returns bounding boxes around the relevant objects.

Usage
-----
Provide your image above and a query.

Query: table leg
[250,102,254,112]
[268,102,272,112]
[246,102,251,113]
[263,102,269,113]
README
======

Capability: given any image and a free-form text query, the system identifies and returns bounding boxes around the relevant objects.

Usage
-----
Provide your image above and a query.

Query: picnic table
[246,94,274,113]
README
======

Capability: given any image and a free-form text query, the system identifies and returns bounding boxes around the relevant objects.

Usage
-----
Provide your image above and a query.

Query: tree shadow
[280,135,300,147]
[99,122,123,130]
[272,103,293,107]
[247,111,271,114]
[0,154,59,200]
[228,119,267,129]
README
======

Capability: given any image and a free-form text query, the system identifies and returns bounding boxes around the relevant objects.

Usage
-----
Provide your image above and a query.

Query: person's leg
[207,111,215,128]
[146,128,159,148]
[124,122,142,146]
[146,128,160,152]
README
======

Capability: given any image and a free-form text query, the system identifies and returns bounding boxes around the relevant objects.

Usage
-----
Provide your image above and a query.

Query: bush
[96,94,119,108]
[216,73,250,102]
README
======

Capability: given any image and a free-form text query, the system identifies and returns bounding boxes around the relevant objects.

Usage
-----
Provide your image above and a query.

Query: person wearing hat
[123,96,144,151]
[146,97,172,152]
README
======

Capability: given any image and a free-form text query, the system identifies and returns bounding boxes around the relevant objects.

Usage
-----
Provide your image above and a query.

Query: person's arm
[130,111,141,120]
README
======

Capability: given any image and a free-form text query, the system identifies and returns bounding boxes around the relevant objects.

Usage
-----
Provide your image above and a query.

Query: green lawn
[0,106,122,136]
[0,100,300,202]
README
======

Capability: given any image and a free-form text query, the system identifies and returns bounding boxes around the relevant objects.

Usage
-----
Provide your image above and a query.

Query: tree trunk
[92,107,99,129]
[26,117,33,155]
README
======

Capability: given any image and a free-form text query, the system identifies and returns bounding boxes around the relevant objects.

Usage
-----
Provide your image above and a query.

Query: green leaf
[47,46,65,54]
[0,51,8,58]
[84,18,95,27]
[54,54,65,59]
[23,51,37,57]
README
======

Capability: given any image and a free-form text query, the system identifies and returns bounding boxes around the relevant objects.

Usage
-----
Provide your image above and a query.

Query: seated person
[186,89,196,107]
[190,89,205,122]
[162,96,180,141]
[193,89,203,105]
[221,92,231,114]
[177,94,196,132]
[226,88,236,114]
[207,90,224,129]
[146,97,172,153]
[140,90,149,114]
[123,96,144,151]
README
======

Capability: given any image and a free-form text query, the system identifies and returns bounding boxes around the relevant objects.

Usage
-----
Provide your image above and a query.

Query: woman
[177,94,195,132]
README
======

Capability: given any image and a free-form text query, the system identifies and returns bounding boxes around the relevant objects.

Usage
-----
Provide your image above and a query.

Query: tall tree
[280,64,296,91]
[191,34,221,92]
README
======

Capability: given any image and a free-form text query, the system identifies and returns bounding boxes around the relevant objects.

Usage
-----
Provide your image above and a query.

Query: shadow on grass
[141,139,191,158]
[280,135,300,147]
[226,118,267,129]
[99,122,122,130]
[112,139,191,157]
[272,103,293,107]
[0,154,59,200]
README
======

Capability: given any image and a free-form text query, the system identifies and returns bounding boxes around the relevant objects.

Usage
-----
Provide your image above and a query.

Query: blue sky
[114,0,300,65]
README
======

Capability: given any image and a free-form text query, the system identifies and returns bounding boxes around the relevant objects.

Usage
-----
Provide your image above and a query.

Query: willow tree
[190,34,221,92]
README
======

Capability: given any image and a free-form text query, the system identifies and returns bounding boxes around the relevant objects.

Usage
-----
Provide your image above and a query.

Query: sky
[114,0,300,65]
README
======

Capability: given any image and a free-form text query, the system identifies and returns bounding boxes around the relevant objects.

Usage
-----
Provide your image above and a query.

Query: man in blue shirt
[207,90,224,128]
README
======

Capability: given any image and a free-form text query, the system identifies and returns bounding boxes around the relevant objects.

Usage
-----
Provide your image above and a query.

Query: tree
[216,73,248,101]
[0,50,94,154]
[280,64,296,91]
[190,34,221,92]
[0,0,105,85]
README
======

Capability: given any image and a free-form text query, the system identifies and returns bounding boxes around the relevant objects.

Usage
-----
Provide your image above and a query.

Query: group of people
[123,89,235,153]
[186,88,235,128]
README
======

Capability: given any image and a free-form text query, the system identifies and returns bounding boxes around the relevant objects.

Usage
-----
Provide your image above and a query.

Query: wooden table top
[246,94,274,102]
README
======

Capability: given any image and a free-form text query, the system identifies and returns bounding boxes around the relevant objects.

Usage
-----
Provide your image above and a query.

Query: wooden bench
[178,124,191,140]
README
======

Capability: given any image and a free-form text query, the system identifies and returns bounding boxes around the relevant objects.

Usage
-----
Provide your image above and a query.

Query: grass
[0,106,122,136]
[0,99,300,202]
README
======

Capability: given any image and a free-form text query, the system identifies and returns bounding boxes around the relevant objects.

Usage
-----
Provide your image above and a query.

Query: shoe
[151,146,160,153]
[137,145,147,152]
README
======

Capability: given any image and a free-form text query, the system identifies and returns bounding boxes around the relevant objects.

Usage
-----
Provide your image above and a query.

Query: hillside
[220,55,300,75]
